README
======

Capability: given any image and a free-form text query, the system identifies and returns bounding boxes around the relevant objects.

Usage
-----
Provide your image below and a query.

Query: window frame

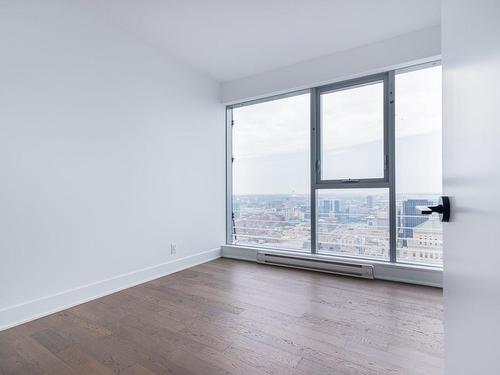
[225,61,442,268]
[225,89,311,247]
[313,73,390,187]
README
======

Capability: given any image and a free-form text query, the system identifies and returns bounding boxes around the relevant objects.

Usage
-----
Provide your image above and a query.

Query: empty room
[1,1,499,374]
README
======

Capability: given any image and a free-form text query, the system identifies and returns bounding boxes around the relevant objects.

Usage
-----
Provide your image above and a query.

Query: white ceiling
[88,0,441,82]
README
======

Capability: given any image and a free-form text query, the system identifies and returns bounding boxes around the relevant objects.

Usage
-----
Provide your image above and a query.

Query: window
[320,80,385,181]
[230,93,311,252]
[317,189,389,260]
[395,65,443,266]
[227,62,442,268]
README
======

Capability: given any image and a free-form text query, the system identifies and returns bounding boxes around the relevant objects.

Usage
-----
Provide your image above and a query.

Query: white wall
[222,26,441,104]
[0,1,225,329]
[442,1,500,374]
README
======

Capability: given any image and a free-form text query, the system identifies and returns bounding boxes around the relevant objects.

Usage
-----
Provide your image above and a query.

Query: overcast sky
[232,66,442,195]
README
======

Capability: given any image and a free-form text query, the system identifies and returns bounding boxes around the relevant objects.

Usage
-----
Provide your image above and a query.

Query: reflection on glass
[317,189,390,260]
[231,93,311,251]
[321,82,384,180]
[395,65,442,266]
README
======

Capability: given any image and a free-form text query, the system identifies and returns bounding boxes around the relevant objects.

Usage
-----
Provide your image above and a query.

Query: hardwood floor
[0,258,444,375]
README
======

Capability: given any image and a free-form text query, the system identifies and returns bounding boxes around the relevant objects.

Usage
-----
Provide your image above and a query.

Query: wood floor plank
[121,363,157,375]
[222,335,305,375]
[0,258,443,375]
[55,346,115,375]
[2,332,78,375]
[194,345,271,375]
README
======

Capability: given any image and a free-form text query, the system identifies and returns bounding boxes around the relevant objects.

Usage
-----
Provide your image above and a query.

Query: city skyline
[233,192,443,266]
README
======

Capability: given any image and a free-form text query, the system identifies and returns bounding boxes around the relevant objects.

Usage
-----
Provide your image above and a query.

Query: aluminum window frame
[226,89,313,252]
[226,62,441,268]
[313,73,390,188]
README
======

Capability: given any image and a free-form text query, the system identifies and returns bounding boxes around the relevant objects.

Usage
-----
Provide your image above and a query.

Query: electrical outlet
[170,243,177,255]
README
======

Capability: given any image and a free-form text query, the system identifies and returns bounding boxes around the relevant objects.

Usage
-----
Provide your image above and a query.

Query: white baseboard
[0,248,221,331]
[221,245,442,288]
[222,244,257,262]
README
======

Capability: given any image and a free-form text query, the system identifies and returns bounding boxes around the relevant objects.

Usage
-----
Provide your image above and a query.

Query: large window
[230,93,311,251]
[227,62,442,267]
[395,65,442,265]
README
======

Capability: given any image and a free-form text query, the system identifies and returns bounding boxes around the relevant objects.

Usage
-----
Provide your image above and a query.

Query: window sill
[221,244,443,288]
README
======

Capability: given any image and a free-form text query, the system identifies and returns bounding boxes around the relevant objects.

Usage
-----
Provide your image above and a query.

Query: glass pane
[232,93,310,252]
[317,189,389,260]
[395,65,443,266]
[320,81,384,180]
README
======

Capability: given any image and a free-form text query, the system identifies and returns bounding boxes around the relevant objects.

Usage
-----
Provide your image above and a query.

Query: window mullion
[388,71,397,263]
[225,108,233,245]
[310,88,318,254]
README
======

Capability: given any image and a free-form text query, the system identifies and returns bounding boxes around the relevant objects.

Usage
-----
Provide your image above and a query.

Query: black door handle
[417,196,450,222]
[419,205,444,215]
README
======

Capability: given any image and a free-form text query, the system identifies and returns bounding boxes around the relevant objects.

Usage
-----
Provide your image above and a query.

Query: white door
[442,0,500,373]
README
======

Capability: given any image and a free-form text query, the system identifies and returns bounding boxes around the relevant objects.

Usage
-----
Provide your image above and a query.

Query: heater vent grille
[256,252,374,279]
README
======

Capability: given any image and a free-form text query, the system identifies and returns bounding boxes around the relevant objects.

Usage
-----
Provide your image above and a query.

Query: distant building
[323,199,333,213]
[375,208,389,227]
[337,207,350,224]
[399,218,443,264]
[399,199,432,239]
[367,195,374,209]
[334,199,341,213]
[333,199,347,222]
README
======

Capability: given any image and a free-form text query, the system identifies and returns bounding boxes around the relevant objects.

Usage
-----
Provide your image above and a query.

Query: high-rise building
[399,199,432,239]
[334,199,341,213]
[323,199,333,213]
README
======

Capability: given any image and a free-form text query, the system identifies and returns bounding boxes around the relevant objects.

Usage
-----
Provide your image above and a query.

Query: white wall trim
[0,248,221,331]
[222,245,442,288]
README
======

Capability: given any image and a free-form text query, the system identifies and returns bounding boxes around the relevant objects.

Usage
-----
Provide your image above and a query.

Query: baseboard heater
[256,251,374,279]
